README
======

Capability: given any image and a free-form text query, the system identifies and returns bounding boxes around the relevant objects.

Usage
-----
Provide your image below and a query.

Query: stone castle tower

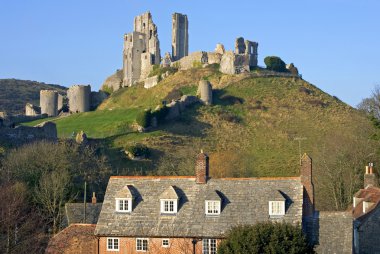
[67,85,91,113]
[123,12,161,87]
[172,13,188,61]
[40,90,58,117]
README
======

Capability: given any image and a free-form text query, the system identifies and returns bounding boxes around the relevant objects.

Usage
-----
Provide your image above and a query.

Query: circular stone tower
[67,85,91,113]
[40,90,58,116]
[198,80,213,105]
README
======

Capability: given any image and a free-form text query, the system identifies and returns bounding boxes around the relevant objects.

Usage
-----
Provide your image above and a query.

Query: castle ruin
[172,13,188,61]
[67,85,91,113]
[40,90,58,117]
[122,12,161,87]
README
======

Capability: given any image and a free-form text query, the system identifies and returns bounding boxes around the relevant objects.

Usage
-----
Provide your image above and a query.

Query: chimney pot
[366,166,369,174]
[92,192,97,204]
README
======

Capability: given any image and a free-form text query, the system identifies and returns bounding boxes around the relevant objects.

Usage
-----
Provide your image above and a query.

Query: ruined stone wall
[123,12,161,86]
[315,211,352,254]
[197,80,213,105]
[40,90,58,116]
[0,121,57,145]
[25,103,40,116]
[175,51,208,70]
[67,85,91,113]
[172,13,188,61]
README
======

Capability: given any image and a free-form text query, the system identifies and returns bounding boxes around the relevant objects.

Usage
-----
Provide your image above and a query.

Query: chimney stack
[92,192,97,204]
[364,163,378,188]
[195,150,209,184]
[300,153,314,217]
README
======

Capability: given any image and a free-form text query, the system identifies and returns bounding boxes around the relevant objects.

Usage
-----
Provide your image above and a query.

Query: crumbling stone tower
[123,12,161,87]
[172,13,188,61]
[40,90,58,117]
[67,85,91,113]
[235,37,258,68]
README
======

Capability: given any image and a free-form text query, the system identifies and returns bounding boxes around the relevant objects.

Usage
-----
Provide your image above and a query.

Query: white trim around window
[162,239,170,248]
[205,200,221,215]
[107,237,120,251]
[115,198,132,212]
[160,199,178,214]
[202,239,217,254]
[269,201,285,216]
[136,238,149,252]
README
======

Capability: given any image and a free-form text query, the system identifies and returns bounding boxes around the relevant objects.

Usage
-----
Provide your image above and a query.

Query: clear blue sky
[1,0,379,107]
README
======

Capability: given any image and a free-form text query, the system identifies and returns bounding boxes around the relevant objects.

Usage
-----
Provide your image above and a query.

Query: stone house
[94,152,314,254]
[352,164,380,254]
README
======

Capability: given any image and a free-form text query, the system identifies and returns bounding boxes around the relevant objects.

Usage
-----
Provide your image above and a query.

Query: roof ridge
[110,176,300,180]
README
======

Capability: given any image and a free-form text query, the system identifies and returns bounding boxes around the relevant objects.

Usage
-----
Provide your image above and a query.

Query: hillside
[22,67,380,210]
[0,79,67,114]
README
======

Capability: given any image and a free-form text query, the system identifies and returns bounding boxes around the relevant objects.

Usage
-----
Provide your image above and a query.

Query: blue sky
[0,0,379,107]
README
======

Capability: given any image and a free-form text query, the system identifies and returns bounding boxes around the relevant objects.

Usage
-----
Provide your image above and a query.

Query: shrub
[192,61,203,68]
[136,109,152,128]
[125,143,150,158]
[218,222,314,254]
[148,65,178,78]
[264,56,287,72]
[164,89,183,102]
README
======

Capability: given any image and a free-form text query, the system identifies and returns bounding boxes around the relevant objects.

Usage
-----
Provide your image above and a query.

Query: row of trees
[0,140,111,253]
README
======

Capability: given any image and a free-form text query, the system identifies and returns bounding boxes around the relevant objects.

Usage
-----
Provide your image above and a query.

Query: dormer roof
[205,190,222,201]
[159,186,179,200]
[116,185,134,198]
[271,190,286,201]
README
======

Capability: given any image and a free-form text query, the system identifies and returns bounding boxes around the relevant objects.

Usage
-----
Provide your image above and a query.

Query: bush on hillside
[152,105,169,124]
[218,222,314,254]
[125,143,150,158]
[136,109,152,128]
[148,65,178,78]
[264,56,287,72]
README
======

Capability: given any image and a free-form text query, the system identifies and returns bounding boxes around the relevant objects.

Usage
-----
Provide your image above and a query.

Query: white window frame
[205,200,221,215]
[107,238,120,251]
[115,198,132,213]
[160,199,177,214]
[136,238,149,252]
[202,239,217,254]
[269,201,285,216]
[162,239,170,248]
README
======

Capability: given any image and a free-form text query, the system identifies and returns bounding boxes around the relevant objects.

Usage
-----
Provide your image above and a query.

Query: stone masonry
[40,90,58,117]
[123,12,161,87]
[67,85,91,113]
[172,13,188,61]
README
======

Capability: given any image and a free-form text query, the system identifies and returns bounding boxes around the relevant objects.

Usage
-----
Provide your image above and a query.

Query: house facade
[94,152,314,254]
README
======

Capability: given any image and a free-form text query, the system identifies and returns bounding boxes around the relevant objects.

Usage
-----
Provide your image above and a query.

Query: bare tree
[34,169,71,234]
[357,85,380,120]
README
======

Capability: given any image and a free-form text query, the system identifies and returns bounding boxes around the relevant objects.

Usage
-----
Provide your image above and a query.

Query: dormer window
[269,190,286,217]
[116,198,131,213]
[205,200,221,215]
[115,185,134,213]
[269,201,285,216]
[160,186,180,215]
[160,199,177,214]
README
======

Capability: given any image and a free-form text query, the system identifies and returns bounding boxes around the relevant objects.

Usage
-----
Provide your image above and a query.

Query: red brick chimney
[196,150,209,184]
[92,192,97,204]
[300,153,314,217]
[364,163,378,188]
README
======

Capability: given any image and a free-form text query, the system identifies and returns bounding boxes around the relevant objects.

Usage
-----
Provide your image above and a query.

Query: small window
[136,238,148,251]
[162,239,170,248]
[269,201,285,216]
[107,238,119,251]
[160,199,177,214]
[205,201,221,215]
[116,198,131,213]
[203,239,217,254]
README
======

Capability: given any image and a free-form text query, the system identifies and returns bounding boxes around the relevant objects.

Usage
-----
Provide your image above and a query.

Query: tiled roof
[353,186,380,219]
[95,176,303,238]
[64,203,102,225]
[45,224,97,254]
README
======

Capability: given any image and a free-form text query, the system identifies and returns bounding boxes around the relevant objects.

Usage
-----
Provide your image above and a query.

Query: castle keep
[123,12,161,87]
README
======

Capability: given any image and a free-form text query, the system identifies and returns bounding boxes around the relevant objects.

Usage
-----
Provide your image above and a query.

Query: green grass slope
[0,79,67,114]
[22,67,379,210]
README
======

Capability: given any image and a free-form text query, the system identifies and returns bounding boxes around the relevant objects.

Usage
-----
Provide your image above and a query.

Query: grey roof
[116,185,134,198]
[95,176,303,238]
[64,203,102,226]
[160,186,179,199]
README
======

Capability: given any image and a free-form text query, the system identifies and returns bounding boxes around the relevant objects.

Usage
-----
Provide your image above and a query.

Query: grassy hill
[0,79,67,114]
[22,67,380,210]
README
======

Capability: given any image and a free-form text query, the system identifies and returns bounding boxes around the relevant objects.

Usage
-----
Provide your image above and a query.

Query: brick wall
[99,237,221,254]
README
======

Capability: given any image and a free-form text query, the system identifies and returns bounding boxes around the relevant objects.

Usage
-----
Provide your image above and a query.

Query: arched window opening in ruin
[150,30,152,39]
[143,23,146,30]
